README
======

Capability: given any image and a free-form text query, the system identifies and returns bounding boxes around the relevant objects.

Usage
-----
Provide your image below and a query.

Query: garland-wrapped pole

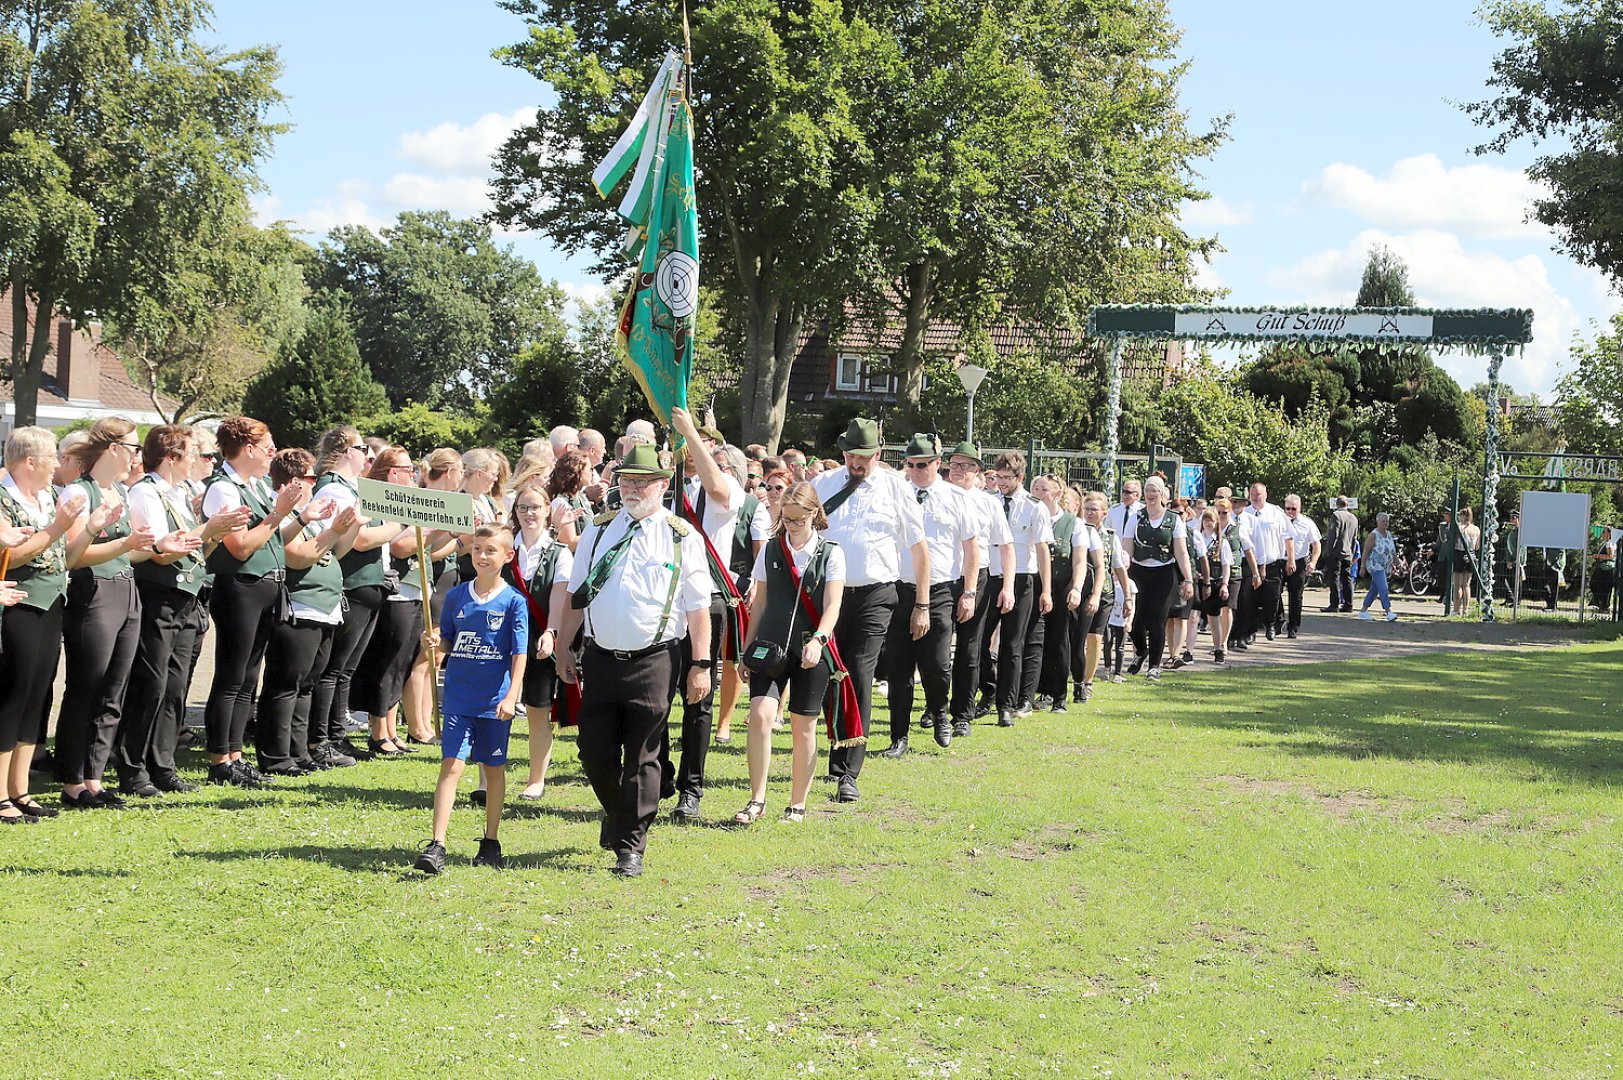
[1103,338,1124,497]
[1480,344,1505,623]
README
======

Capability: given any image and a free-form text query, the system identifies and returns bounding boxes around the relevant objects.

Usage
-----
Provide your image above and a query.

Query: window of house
[835,353,864,391]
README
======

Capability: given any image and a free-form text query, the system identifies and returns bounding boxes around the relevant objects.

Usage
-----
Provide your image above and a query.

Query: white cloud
[1181,196,1253,229]
[1266,229,1584,393]
[1302,155,1548,240]
[560,280,612,311]
[399,107,536,173]
[380,173,492,216]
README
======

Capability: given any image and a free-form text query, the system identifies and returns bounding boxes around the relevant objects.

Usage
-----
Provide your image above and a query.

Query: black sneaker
[1015,700,1034,718]
[232,761,272,785]
[414,840,446,875]
[152,774,196,793]
[1073,685,1087,704]
[1213,649,1226,665]
[1127,655,1145,676]
[1180,650,1194,665]
[1230,639,1248,652]
[343,739,376,762]
[470,788,487,808]
[206,762,241,786]
[472,837,505,869]
[311,744,357,769]
[1048,698,1065,713]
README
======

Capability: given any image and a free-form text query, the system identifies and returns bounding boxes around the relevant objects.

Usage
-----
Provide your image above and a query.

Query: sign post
[359,479,478,736]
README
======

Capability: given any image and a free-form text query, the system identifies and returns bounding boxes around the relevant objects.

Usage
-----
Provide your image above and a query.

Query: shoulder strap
[654,521,684,642]
[820,477,861,518]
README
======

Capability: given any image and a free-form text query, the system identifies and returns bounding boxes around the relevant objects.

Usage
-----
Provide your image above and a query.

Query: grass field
[6,641,1622,1077]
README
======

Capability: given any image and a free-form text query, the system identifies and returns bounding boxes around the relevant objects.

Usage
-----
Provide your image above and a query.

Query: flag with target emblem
[593,50,697,425]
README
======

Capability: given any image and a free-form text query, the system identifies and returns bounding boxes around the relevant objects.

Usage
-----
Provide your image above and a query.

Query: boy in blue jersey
[414,525,528,874]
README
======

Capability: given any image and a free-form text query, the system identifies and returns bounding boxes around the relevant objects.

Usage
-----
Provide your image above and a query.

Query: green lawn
[7,642,1622,1077]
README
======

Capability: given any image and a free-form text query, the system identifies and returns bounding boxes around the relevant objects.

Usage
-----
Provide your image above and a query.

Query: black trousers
[1018,576,1047,706]
[886,580,956,740]
[293,623,336,763]
[1325,554,1354,610]
[1129,563,1177,668]
[828,581,896,780]
[1038,566,1073,701]
[1282,562,1309,632]
[665,599,722,799]
[578,641,681,857]
[950,569,992,723]
[58,573,141,785]
[205,574,281,755]
[311,585,384,747]
[173,590,210,737]
[0,598,64,755]
[119,581,201,785]
[1252,559,1285,634]
[984,573,1035,712]
[257,617,333,770]
[353,599,422,718]
[1067,570,1098,688]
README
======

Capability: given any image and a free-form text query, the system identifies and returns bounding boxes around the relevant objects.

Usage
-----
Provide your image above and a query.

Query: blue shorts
[441,714,512,766]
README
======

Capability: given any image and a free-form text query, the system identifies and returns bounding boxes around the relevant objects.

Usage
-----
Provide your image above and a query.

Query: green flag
[594,51,697,425]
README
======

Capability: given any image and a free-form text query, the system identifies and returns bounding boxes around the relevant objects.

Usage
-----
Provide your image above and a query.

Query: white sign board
[1518,490,1590,550]
[358,477,477,532]
[1172,310,1435,341]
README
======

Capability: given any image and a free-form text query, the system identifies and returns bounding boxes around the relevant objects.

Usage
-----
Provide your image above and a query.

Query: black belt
[845,581,892,594]
[585,639,678,661]
[235,569,287,583]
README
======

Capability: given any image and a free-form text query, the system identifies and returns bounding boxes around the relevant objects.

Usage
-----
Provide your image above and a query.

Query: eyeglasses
[619,476,661,490]
[387,464,413,474]
[1285,507,1299,513]
[780,512,811,526]
[350,444,367,453]
[301,473,318,483]
[947,460,978,471]
[116,440,140,452]
[515,503,547,514]
[200,452,218,461]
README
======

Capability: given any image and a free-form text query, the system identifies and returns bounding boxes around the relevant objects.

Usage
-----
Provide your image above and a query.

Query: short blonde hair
[1143,475,1170,500]
[4,426,56,468]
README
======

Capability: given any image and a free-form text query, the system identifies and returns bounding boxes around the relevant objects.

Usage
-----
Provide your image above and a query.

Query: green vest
[314,472,386,590]
[1135,510,1177,564]
[0,482,67,610]
[202,468,285,578]
[754,536,836,650]
[1224,522,1245,580]
[285,519,344,614]
[130,475,205,596]
[732,493,761,581]
[1049,511,1076,578]
[70,478,133,581]
[1097,526,1117,599]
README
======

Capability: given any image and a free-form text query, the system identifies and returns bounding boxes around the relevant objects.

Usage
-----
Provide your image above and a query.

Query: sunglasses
[116,440,141,452]
[763,483,787,493]
[350,444,367,453]
[904,460,937,470]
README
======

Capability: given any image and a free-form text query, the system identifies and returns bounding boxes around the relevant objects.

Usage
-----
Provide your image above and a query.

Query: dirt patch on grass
[1215,774,1408,824]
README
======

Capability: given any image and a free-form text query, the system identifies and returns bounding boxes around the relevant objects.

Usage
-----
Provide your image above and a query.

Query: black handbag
[742,639,790,678]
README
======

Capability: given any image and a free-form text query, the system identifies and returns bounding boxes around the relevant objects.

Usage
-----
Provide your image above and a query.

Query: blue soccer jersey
[439,581,529,718]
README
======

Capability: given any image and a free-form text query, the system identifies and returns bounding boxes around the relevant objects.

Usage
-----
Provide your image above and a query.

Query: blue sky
[210,0,1621,395]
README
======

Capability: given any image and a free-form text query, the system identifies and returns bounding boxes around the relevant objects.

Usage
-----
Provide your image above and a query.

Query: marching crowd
[0,409,1358,877]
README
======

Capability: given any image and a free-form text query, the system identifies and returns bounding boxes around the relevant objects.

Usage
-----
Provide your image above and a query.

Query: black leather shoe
[997,710,1015,728]
[1048,699,1065,713]
[93,789,128,809]
[934,718,952,748]
[470,788,487,808]
[232,761,271,785]
[1073,685,1087,704]
[1287,627,1298,639]
[62,789,102,810]
[472,837,505,869]
[1265,626,1276,641]
[343,739,376,761]
[973,697,992,719]
[1320,605,1339,612]
[952,720,971,739]
[612,851,644,877]
[880,739,908,759]
[119,780,162,798]
[836,776,859,803]
[1015,701,1034,718]
[672,792,701,823]
[12,796,57,818]
[414,840,446,875]
[918,713,932,731]
[1127,656,1145,675]
[311,744,357,769]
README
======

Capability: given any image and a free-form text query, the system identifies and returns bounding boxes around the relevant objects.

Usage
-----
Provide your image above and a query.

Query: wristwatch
[689,659,712,670]
[961,590,976,600]
[914,603,929,611]
[811,631,829,644]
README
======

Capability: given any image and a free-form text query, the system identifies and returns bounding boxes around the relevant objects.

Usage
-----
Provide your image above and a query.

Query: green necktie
[571,518,641,609]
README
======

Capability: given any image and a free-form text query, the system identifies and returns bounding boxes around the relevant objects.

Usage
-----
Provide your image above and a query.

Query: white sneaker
[1385,611,1398,622]
[1146,667,1162,681]
[1356,610,1373,621]
[874,680,888,697]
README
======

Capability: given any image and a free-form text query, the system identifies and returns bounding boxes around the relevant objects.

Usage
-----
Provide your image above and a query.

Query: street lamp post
[954,358,989,444]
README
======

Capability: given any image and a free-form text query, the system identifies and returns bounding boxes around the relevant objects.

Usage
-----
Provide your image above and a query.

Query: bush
[355,402,487,459]
[240,308,389,450]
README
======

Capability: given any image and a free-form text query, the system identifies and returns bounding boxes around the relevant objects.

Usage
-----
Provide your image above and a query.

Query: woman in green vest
[0,427,105,822]
[1074,491,1128,700]
[1123,475,1195,681]
[353,446,434,757]
[306,426,404,765]
[260,448,357,774]
[57,417,171,808]
[1034,476,1085,712]
[200,416,310,787]
[732,482,845,825]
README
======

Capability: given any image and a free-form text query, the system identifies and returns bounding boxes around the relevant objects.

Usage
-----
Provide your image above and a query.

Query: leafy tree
[355,401,488,460]
[310,211,566,408]
[484,336,585,454]
[914,342,1094,451]
[1554,311,1623,455]
[0,1,283,426]
[1241,346,1355,446]
[240,306,389,449]
[1467,0,1623,284]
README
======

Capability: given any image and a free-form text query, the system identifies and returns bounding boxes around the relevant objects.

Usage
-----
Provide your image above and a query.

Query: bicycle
[1407,542,1438,596]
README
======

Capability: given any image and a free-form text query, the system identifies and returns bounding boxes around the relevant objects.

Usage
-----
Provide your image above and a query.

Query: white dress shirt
[812,466,926,588]
[201,462,272,517]
[1104,501,1141,541]
[991,487,1054,576]
[127,472,196,541]
[502,530,573,609]
[749,530,847,585]
[1243,501,1294,564]
[1285,513,1323,561]
[567,507,712,650]
[902,478,976,585]
[960,486,1013,575]
[694,473,748,587]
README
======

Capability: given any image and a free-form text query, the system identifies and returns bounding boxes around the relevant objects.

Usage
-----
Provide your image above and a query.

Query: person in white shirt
[554,444,713,878]
[1073,490,1130,699]
[810,418,929,804]
[945,443,1013,737]
[1239,482,1295,644]
[1104,478,1142,541]
[1122,474,1194,680]
[1280,494,1323,639]
[983,451,1052,725]
[882,434,977,755]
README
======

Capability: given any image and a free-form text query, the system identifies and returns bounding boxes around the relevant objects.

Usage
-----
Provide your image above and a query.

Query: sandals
[368,738,409,758]
[732,800,765,825]
[0,799,36,824]
[12,796,57,819]
[781,805,806,824]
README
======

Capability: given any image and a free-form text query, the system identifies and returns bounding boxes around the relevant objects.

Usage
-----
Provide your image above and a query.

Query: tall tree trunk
[18,288,55,428]
[894,258,935,413]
